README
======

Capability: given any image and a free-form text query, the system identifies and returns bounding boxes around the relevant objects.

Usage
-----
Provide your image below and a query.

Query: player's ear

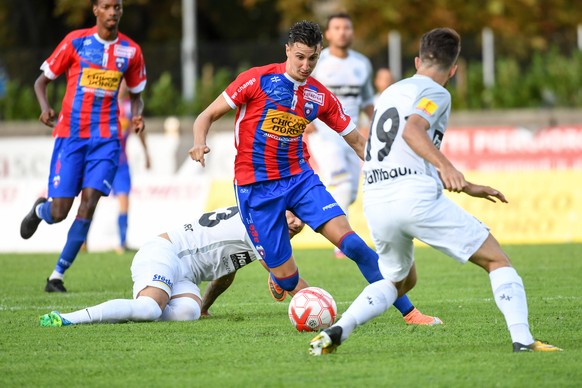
[449,64,458,79]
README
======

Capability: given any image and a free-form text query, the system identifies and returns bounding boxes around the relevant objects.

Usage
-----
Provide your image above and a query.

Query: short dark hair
[287,21,323,48]
[325,12,352,30]
[419,28,461,71]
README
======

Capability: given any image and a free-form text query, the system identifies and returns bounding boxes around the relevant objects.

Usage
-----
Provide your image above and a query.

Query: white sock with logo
[334,279,398,343]
[489,266,534,345]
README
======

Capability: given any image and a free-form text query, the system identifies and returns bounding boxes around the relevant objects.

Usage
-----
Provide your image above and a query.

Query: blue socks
[393,295,415,316]
[339,232,383,283]
[118,213,128,247]
[271,270,300,292]
[37,201,54,224]
[55,217,92,274]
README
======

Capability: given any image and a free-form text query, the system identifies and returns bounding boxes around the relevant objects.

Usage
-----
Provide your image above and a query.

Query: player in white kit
[39,206,307,326]
[310,27,562,354]
[303,12,441,326]
[307,12,374,259]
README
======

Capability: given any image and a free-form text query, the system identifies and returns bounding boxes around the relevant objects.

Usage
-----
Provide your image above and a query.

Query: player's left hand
[132,115,145,133]
[463,182,508,203]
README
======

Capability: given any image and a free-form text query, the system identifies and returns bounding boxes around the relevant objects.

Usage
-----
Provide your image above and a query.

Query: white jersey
[363,74,452,196]
[312,48,374,131]
[166,206,258,285]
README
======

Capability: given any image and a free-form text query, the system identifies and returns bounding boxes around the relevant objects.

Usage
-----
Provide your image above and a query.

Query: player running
[21,0,147,292]
[309,28,562,354]
[189,20,440,327]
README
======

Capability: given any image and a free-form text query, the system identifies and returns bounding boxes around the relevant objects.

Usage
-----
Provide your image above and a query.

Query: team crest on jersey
[303,89,325,106]
[116,57,126,70]
[415,97,438,115]
[114,45,136,59]
[304,102,314,117]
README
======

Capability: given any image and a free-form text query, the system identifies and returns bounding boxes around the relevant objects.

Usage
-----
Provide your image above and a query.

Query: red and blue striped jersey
[41,26,146,139]
[223,62,355,185]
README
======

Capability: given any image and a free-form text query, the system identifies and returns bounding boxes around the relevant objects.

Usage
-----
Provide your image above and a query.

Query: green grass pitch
[1,244,581,387]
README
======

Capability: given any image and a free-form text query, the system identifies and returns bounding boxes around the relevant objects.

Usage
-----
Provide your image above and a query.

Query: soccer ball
[288,287,337,332]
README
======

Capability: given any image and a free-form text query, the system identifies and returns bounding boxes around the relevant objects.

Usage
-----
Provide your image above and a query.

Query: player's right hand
[39,109,56,128]
[189,144,211,167]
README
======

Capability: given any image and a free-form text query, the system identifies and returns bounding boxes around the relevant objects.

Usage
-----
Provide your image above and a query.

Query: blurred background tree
[0,0,581,117]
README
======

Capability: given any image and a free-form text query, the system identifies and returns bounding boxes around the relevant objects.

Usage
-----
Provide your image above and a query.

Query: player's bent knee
[272,271,299,292]
[133,296,163,321]
[161,297,201,321]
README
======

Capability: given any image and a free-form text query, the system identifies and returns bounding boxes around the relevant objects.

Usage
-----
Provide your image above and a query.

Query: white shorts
[131,237,201,300]
[364,181,489,282]
[308,129,361,206]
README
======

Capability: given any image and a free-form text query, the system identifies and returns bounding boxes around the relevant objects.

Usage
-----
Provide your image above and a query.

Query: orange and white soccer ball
[288,287,337,332]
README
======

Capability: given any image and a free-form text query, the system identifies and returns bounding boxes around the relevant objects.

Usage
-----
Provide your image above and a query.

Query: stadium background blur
[1,0,581,252]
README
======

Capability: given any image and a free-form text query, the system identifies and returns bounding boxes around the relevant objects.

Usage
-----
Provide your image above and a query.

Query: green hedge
[2,49,581,120]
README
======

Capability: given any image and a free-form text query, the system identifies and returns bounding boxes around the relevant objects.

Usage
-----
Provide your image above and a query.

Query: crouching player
[39,206,307,326]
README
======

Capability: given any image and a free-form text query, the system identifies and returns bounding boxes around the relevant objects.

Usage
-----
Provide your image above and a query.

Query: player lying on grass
[39,206,305,326]
[39,206,439,326]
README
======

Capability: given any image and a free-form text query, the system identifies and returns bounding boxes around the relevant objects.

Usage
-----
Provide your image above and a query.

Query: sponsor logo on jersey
[152,274,173,289]
[229,252,253,270]
[80,68,122,91]
[231,77,256,100]
[114,44,136,59]
[303,88,325,106]
[364,167,419,184]
[261,109,308,137]
[415,97,438,115]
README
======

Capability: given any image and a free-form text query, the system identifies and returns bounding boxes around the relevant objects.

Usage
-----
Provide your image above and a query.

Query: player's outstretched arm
[200,272,237,317]
[190,94,231,167]
[463,182,508,203]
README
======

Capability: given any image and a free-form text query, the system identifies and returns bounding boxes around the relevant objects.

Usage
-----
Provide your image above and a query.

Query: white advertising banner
[0,132,235,252]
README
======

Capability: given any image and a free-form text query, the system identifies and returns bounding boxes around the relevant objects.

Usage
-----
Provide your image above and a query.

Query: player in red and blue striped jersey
[20,0,147,293]
[190,21,397,303]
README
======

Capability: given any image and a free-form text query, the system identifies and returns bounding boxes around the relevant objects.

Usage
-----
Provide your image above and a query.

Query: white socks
[49,270,64,281]
[60,296,202,324]
[334,279,398,343]
[489,266,534,345]
[161,297,201,321]
[61,296,162,324]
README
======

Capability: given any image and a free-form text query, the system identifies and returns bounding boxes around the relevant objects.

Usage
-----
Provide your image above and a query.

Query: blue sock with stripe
[339,232,383,283]
[55,217,92,274]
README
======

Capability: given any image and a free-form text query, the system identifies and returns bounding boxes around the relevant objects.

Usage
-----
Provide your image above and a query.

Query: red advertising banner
[441,125,582,170]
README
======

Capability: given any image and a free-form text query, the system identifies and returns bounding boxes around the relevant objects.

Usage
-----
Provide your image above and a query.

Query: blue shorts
[235,170,345,268]
[48,137,120,198]
[112,161,131,195]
